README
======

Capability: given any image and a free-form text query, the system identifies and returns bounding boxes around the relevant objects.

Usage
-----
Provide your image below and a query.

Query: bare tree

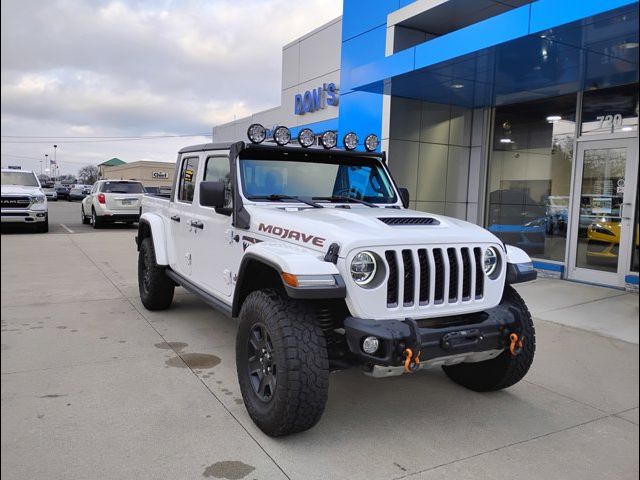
[77,165,99,184]
[58,174,77,184]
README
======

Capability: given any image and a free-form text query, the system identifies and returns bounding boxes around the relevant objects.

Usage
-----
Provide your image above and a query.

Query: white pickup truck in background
[136,125,537,437]
[1,168,48,233]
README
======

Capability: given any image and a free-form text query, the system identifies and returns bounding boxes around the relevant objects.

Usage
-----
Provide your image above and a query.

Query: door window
[203,156,232,209]
[178,157,199,203]
[574,147,626,273]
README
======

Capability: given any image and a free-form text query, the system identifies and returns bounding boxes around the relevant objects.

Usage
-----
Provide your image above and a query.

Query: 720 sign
[596,113,624,130]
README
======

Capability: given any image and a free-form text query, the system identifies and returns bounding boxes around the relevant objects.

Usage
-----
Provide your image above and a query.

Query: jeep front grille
[1,196,31,209]
[384,246,484,308]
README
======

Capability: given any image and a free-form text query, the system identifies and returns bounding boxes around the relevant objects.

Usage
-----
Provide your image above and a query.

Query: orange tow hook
[403,348,421,373]
[509,333,524,356]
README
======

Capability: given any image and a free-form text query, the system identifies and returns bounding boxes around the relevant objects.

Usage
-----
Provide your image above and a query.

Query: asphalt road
[1,199,137,235]
[1,225,638,479]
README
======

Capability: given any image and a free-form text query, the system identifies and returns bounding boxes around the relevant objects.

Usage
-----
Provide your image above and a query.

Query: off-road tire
[81,207,90,224]
[236,289,329,437]
[138,237,174,310]
[442,286,535,391]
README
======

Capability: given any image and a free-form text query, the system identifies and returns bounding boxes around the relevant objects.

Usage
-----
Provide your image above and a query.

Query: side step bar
[165,269,233,317]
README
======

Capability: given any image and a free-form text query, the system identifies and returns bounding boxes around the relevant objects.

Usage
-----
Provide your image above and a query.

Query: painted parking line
[60,224,74,233]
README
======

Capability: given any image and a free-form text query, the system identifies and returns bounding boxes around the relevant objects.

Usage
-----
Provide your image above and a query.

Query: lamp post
[53,144,58,180]
[44,154,48,180]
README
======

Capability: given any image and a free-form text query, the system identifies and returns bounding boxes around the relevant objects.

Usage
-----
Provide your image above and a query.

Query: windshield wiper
[248,194,323,209]
[312,195,379,208]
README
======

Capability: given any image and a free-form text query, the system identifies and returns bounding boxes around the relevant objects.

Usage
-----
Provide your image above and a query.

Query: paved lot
[2,202,639,479]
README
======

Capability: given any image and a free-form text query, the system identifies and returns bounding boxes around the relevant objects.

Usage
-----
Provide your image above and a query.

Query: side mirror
[398,187,410,208]
[200,181,225,208]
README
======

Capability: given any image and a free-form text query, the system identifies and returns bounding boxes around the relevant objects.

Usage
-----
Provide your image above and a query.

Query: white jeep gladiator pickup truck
[137,125,537,437]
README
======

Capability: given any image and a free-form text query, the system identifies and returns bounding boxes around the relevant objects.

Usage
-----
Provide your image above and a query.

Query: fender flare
[231,243,345,317]
[136,213,169,265]
[505,245,537,284]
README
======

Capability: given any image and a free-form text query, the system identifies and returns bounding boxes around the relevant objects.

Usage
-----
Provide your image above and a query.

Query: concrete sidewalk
[1,230,638,480]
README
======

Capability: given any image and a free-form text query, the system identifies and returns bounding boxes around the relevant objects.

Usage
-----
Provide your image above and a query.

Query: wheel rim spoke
[247,323,277,402]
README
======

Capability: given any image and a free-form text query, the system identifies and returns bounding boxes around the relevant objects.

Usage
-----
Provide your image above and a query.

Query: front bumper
[1,210,48,223]
[344,304,522,368]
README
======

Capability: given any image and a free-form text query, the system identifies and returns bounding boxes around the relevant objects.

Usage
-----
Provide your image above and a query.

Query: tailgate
[105,193,143,211]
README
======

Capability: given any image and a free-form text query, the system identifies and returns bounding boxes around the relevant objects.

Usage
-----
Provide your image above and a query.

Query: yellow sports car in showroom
[587,220,639,264]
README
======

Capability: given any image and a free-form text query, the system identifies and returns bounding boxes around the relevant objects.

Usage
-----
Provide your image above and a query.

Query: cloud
[1,0,343,174]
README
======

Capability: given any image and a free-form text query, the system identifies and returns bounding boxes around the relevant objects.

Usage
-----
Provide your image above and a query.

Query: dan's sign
[294,83,338,115]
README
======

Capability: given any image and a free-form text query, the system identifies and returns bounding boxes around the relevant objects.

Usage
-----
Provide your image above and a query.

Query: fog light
[364,133,379,152]
[362,336,379,354]
[247,123,266,144]
[273,126,291,146]
[298,128,315,148]
[343,132,359,151]
[320,130,337,149]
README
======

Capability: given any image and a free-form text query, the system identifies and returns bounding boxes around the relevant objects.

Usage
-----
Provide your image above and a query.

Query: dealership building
[213,0,639,290]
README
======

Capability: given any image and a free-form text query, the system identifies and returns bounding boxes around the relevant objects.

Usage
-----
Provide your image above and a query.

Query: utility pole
[44,154,48,179]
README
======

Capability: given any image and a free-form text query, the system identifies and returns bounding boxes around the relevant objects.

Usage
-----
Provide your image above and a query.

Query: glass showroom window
[486,94,576,261]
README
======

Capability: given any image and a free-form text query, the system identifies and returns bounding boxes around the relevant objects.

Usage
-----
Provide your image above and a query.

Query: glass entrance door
[567,138,639,287]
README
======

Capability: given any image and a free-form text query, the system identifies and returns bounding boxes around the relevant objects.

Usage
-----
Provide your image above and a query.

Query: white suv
[81,180,144,228]
[1,169,48,233]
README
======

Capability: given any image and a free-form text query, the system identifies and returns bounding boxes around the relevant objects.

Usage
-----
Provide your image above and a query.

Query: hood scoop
[378,217,440,226]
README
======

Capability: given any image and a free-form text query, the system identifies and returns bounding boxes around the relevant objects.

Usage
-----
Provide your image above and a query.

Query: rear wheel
[138,237,174,310]
[442,286,535,391]
[236,289,329,437]
[91,208,103,229]
[81,207,90,224]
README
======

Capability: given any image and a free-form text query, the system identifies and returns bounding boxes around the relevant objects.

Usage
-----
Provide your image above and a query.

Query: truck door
[189,152,242,297]
[170,155,200,277]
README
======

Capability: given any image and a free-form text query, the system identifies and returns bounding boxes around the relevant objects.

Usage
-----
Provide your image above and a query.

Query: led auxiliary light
[343,132,359,151]
[273,126,291,146]
[298,128,315,148]
[321,131,338,149]
[247,123,266,144]
[364,134,379,152]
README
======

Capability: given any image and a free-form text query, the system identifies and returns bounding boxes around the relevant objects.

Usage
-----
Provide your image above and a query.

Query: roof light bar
[364,134,379,152]
[247,123,266,144]
[273,126,291,146]
[320,131,337,149]
[298,128,315,148]
[343,132,358,151]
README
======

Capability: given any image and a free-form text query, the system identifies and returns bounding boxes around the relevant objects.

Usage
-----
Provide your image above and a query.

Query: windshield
[101,181,144,193]
[240,157,397,204]
[1,171,39,187]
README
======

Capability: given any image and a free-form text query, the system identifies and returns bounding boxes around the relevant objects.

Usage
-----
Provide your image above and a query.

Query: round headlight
[364,133,379,152]
[320,130,337,149]
[247,123,266,144]
[273,126,291,146]
[483,247,498,276]
[298,128,315,148]
[351,251,377,285]
[343,132,359,151]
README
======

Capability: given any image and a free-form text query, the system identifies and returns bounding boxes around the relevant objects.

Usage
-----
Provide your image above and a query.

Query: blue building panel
[342,0,399,42]
[341,25,388,92]
[528,0,638,34]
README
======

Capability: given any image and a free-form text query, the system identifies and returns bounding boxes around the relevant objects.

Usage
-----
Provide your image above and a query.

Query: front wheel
[236,290,329,437]
[442,286,535,391]
[138,237,174,310]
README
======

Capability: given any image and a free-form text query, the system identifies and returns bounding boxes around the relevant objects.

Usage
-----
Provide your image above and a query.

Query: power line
[2,132,211,143]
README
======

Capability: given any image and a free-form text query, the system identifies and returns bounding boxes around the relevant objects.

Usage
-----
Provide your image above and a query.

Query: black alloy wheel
[247,324,277,402]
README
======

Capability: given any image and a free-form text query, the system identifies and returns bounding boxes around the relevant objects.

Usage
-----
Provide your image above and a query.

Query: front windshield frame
[1,171,40,187]
[238,154,399,205]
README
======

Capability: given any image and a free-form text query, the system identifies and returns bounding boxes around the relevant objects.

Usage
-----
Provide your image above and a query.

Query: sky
[1,0,343,176]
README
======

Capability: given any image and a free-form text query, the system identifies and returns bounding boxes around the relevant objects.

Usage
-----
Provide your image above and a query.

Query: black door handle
[190,220,204,229]
[170,215,180,222]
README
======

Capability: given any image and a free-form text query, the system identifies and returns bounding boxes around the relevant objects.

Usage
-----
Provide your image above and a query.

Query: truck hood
[1,185,42,196]
[244,204,501,256]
